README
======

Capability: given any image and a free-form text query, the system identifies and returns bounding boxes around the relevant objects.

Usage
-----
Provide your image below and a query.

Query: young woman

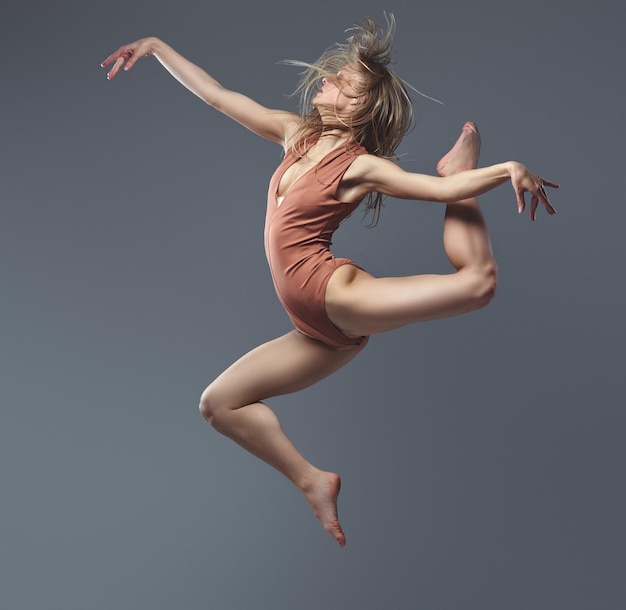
[102,17,557,547]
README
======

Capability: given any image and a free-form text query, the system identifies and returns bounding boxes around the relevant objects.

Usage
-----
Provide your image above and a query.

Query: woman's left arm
[352,155,558,220]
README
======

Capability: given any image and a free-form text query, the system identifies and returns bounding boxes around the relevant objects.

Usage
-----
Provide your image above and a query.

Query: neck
[315,126,353,150]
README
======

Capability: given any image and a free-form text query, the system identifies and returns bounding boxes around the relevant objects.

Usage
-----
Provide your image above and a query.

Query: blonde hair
[285,15,414,222]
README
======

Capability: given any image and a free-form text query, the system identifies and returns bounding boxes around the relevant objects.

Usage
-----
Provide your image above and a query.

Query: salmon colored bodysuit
[265,143,368,348]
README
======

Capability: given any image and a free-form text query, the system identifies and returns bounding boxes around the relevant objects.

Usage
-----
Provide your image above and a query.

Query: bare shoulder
[344,153,441,201]
[343,154,403,194]
[336,154,390,202]
[281,115,307,150]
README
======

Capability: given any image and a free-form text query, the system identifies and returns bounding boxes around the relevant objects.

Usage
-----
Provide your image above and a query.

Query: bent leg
[437,122,495,272]
[199,330,366,546]
[326,122,497,337]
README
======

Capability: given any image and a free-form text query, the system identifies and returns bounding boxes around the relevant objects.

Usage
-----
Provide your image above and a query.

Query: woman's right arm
[101,37,299,145]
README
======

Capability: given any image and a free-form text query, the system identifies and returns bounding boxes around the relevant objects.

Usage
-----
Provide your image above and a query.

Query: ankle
[295,468,322,493]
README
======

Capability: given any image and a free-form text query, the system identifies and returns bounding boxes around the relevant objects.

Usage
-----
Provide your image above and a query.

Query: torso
[277,137,371,205]
[263,139,369,347]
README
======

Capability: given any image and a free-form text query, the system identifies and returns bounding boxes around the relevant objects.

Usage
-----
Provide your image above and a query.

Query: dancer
[102,17,557,547]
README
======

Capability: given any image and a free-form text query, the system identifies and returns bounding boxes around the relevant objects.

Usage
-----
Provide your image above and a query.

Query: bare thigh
[325,264,494,337]
[202,330,368,410]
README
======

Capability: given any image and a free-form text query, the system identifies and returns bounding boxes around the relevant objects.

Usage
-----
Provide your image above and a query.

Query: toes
[330,521,346,547]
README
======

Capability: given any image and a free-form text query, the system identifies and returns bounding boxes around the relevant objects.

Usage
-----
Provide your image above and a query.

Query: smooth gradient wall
[2,0,624,609]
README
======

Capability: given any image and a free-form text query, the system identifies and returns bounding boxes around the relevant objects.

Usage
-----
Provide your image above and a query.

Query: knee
[198,385,223,427]
[472,261,498,309]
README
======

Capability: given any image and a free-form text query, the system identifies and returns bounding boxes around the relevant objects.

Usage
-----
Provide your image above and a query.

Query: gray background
[2,0,624,608]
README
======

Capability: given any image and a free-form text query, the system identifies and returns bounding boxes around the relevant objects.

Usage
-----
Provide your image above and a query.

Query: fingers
[515,180,558,219]
[519,173,558,220]
[123,52,142,72]
[100,50,119,68]
[101,46,129,72]
[100,46,128,80]
[540,179,560,189]
[527,191,555,220]
[539,192,557,216]
[101,39,152,80]
[530,195,538,221]
[104,56,126,80]
[516,189,526,215]
[537,178,558,217]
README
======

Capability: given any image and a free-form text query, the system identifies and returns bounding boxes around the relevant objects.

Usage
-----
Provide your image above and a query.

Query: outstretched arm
[101,37,300,145]
[350,155,558,220]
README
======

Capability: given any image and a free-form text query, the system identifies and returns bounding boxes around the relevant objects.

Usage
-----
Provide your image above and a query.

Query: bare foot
[436,121,481,176]
[302,471,346,547]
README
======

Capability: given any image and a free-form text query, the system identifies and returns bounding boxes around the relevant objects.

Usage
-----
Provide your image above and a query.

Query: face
[313,65,367,114]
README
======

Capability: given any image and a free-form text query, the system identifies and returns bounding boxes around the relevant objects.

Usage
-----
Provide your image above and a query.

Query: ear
[350,93,368,106]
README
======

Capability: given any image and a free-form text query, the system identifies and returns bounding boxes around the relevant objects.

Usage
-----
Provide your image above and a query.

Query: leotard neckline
[274,145,351,208]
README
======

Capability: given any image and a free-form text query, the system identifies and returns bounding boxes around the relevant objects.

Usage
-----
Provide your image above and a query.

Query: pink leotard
[264,143,368,348]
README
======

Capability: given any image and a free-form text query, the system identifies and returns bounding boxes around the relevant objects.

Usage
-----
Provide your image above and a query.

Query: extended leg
[326,122,498,337]
[199,330,366,547]
[436,121,495,271]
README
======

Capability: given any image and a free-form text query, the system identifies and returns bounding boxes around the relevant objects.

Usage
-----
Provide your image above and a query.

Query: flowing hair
[284,15,415,223]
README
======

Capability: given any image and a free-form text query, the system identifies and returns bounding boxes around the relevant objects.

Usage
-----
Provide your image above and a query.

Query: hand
[509,161,559,221]
[101,37,158,80]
